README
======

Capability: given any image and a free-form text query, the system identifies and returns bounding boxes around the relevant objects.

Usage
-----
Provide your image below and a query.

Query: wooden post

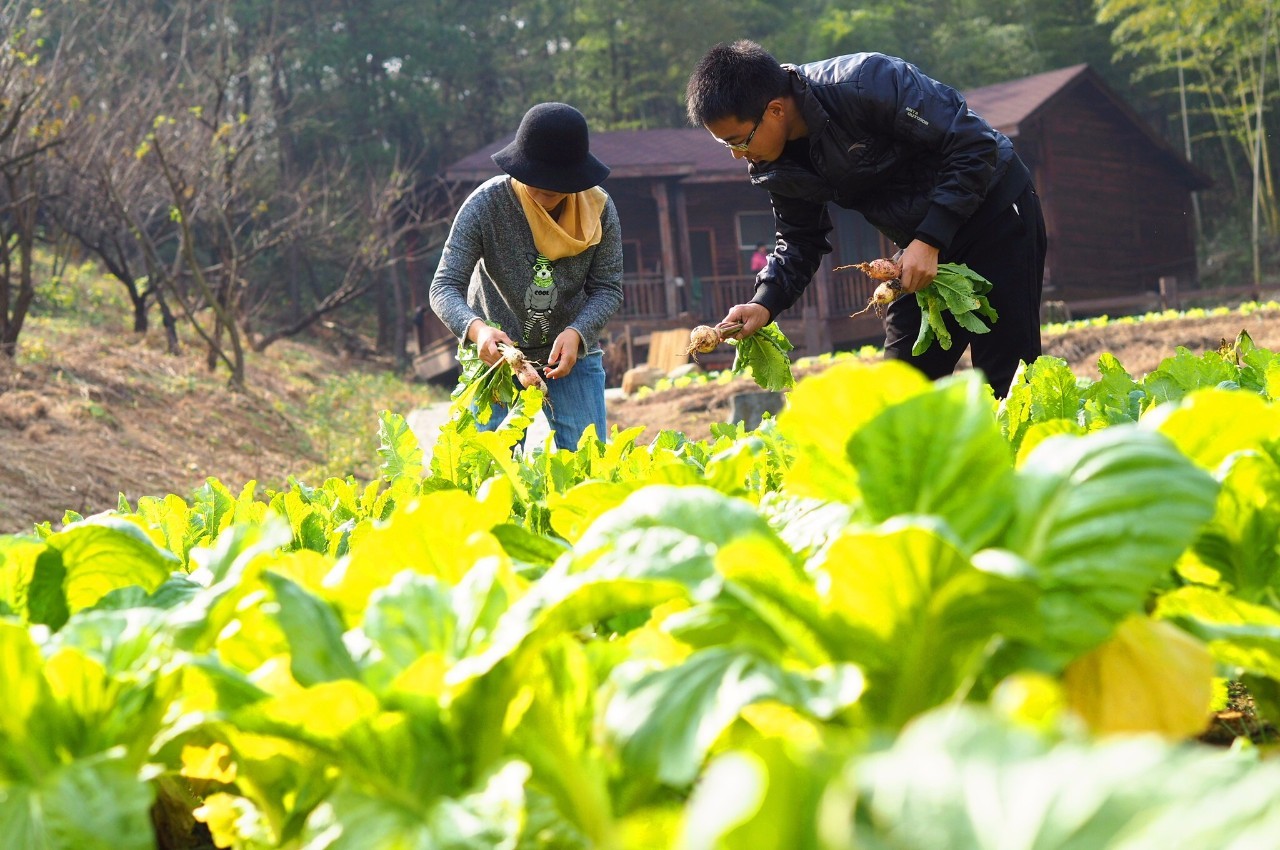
[802,303,821,357]
[651,181,679,318]
[1158,276,1179,311]
[814,260,832,320]
[673,184,694,313]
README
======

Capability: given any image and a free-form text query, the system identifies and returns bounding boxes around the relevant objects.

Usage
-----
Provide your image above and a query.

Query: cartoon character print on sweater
[522,253,559,346]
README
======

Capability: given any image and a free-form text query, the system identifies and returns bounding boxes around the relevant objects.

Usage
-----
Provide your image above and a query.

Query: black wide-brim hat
[492,102,611,194]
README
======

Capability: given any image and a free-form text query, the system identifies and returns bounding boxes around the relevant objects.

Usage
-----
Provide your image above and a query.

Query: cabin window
[736,211,774,272]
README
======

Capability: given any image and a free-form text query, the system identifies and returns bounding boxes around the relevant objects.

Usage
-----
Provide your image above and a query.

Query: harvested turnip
[850,279,905,318]
[685,321,744,356]
[850,257,903,281]
[682,321,795,392]
[500,342,548,392]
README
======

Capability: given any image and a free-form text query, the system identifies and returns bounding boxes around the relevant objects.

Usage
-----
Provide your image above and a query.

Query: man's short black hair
[686,40,789,127]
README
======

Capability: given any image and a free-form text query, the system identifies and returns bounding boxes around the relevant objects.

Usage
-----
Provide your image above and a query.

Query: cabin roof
[443,63,1209,188]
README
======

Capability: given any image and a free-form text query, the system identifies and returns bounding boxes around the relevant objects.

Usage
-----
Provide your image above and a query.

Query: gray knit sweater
[429,176,624,363]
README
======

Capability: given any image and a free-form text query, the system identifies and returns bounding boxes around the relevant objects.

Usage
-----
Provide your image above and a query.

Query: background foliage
[0,0,1276,378]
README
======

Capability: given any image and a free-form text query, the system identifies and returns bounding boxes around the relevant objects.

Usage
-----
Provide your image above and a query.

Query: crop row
[2,336,1280,848]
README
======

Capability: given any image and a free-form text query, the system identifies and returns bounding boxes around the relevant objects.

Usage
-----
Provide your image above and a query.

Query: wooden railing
[617,273,669,318]
[689,271,875,321]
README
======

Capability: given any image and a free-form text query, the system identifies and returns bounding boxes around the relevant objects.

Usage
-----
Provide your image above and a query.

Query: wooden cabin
[965,64,1211,305]
[412,63,1210,378]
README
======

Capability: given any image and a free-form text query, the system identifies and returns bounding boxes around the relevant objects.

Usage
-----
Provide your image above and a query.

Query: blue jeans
[476,349,607,450]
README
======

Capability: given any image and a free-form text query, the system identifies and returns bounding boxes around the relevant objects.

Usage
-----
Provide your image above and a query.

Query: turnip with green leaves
[685,321,795,392]
[450,338,549,425]
[838,257,999,354]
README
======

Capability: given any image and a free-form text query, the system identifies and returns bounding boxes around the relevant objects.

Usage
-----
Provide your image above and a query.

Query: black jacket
[751,53,1029,318]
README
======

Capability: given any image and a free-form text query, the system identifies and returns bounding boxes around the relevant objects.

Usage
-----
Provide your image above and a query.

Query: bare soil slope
[0,324,394,533]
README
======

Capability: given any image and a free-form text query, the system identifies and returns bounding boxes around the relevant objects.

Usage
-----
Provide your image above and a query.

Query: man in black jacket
[685,40,1046,396]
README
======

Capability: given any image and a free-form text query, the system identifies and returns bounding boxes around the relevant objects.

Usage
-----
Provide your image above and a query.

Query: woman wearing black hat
[430,102,623,450]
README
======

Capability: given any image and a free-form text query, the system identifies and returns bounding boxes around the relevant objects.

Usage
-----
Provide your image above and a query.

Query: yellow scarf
[511,179,607,261]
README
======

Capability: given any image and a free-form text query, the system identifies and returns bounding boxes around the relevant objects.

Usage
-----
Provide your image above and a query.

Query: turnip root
[685,321,744,357]
[499,342,548,392]
[836,257,908,318]
[834,257,902,281]
[850,279,905,319]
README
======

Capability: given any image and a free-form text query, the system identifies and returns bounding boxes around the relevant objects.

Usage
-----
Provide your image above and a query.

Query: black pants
[883,181,1047,397]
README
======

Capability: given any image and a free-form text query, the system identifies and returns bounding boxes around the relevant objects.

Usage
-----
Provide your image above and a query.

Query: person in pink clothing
[749,242,769,273]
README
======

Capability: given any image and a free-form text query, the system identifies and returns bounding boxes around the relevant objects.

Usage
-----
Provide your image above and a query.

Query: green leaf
[548,481,638,544]
[263,572,360,685]
[606,648,862,797]
[729,323,795,392]
[377,410,424,483]
[506,641,612,846]
[573,486,783,578]
[1144,387,1280,472]
[46,515,181,615]
[191,478,239,541]
[447,570,686,780]
[1081,353,1143,429]
[300,761,529,850]
[360,573,458,688]
[0,621,58,780]
[449,336,521,427]
[910,264,997,355]
[812,521,1037,726]
[1142,346,1237,406]
[37,641,174,768]
[1157,586,1280,679]
[679,742,829,850]
[27,546,70,631]
[912,317,936,357]
[489,522,570,571]
[849,705,1280,849]
[1192,457,1280,599]
[0,756,157,850]
[931,274,982,315]
[132,493,198,562]
[0,537,45,623]
[914,289,953,353]
[1003,426,1219,657]
[999,355,1081,453]
[952,307,993,334]
[779,360,932,502]
[280,490,328,554]
[848,372,1016,549]
[330,489,508,616]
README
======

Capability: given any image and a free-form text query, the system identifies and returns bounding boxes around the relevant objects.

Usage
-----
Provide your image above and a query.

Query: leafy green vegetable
[450,336,520,426]
[729,323,795,392]
[847,705,1280,850]
[913,263,998,355]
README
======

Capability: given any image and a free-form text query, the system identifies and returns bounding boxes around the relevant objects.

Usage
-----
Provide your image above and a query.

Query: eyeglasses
[720,112,764,152]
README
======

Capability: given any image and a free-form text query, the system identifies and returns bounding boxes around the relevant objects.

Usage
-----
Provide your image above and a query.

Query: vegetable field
[4,334,1280,849]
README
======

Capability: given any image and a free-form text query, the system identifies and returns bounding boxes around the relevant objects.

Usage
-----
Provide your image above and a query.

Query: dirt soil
[606,309,1280,442]
[3,308,1278,533]
[0,326,360,533]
